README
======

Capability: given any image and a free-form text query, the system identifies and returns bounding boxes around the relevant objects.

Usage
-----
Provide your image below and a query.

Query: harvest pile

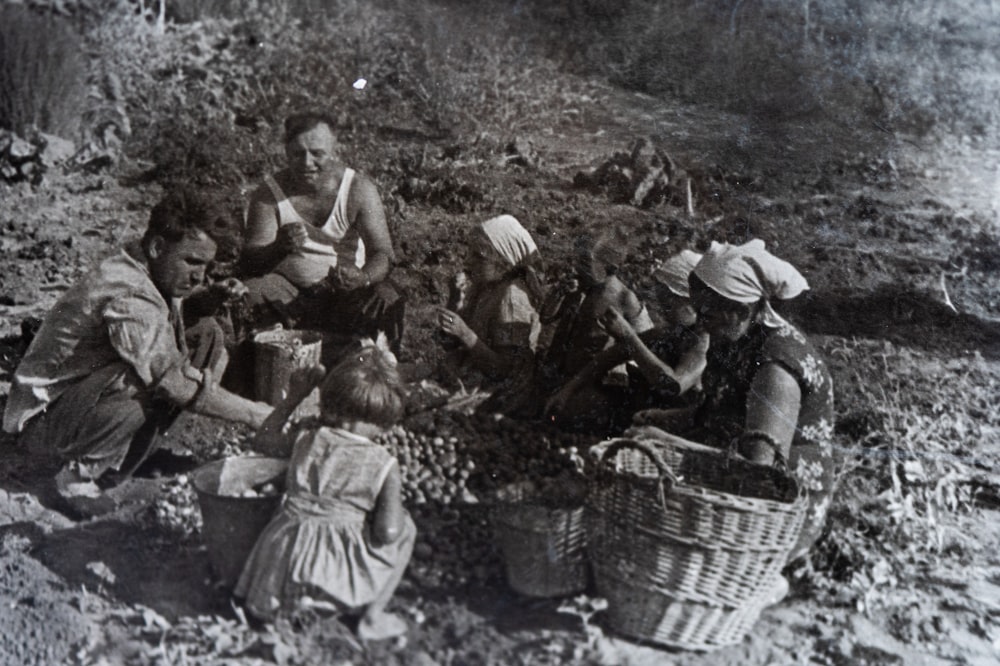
[144,474,202,537]
[376,408,598,506]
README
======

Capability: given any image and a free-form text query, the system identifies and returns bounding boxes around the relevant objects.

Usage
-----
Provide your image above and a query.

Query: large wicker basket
[492,478,588,598]
[591,564,775,652]
[587,436,806,650]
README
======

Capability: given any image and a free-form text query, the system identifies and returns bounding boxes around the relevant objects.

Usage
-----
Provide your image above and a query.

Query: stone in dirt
[503,136,540,168]
[0,489,73,532]
[7,136,37,162]
[39,133,76,167]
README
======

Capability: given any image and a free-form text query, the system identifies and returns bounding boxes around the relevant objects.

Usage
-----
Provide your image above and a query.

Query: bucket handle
[598,438,678,512]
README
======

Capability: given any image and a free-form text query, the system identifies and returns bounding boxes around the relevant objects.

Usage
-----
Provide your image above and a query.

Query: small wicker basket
[492,478,588,598]
[587,436,806,650]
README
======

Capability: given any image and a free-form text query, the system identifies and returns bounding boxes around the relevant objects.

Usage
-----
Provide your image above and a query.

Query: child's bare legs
[358,514,416,641]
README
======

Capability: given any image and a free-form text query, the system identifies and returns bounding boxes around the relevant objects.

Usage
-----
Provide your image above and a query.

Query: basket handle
[598,438,678,511]
[624,425,723,455]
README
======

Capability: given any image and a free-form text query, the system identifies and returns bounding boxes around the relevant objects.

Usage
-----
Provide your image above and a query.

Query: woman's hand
[632,407,695,433]
[545,383,575,417]
[437,307,478,348]
[285,363,327,407]
[597,306,635,341]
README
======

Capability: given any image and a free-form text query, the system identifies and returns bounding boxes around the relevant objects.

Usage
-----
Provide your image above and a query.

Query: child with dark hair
[537,229,655,432]
[236,335,415,641]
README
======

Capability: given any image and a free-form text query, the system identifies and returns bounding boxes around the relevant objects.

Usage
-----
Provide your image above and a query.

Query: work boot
[54,465,116,518]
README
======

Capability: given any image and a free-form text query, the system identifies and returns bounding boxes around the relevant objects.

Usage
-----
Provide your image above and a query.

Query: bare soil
[1,7,999,666]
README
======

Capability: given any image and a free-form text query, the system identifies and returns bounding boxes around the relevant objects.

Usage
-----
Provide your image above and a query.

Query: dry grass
[809,337,999,613]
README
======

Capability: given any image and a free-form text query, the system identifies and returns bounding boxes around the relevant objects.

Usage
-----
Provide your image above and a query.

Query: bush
[0,5,89,137]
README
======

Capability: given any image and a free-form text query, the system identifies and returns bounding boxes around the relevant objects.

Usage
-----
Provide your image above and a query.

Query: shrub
[0,5,89,137]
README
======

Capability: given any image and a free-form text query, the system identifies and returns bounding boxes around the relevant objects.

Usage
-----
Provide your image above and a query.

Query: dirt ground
[2,3,1000,666]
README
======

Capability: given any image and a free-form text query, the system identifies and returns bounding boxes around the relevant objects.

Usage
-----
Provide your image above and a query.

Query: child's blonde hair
[319,336,405,428]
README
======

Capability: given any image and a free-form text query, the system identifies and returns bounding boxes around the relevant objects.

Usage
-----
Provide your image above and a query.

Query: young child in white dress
[235,335,415,640]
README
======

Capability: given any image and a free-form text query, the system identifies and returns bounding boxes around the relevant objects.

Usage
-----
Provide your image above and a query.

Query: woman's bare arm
[599,308,684,396]
[742,363,802,464]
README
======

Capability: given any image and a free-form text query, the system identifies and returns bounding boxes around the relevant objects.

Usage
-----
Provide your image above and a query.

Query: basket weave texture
[492,480,588,598]
[587,437,806,650]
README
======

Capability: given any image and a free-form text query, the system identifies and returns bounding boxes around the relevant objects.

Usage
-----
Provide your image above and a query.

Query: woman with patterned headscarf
[679,239,837,565]
[437,215,546,416]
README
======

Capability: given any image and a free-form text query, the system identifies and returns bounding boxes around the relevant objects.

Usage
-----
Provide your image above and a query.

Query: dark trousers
[20,317,227,482]
[244,273,406,357]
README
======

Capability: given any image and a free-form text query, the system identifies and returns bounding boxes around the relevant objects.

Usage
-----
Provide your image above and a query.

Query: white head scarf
[692,239,808,328]
[480,215,538,267]
[653,249,703,298]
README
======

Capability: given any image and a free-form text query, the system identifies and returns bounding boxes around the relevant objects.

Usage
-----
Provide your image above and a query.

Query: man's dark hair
[142,187,239,254]
[283,111,338,143]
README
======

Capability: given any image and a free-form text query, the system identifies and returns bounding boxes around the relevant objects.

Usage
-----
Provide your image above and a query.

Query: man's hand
[209,277,249,304]
[362,282,399,318]
[329,265,369,292]
[437,307,478,348]
[275,222,308,254]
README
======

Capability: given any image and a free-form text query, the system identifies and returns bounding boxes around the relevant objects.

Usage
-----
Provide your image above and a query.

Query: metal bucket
[253,327,322,418]
[192,456,287,588]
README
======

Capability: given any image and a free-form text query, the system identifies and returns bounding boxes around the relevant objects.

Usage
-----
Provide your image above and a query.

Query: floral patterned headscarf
[692,239,809,328]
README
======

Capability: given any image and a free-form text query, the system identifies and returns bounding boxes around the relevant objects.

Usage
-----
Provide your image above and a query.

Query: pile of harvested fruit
[375,408,599,506]
[144,396,603,594]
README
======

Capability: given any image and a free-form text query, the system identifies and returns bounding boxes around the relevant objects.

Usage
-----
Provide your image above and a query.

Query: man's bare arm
[351,176,394,284]
[156,365,272,428]
[241,186,286,276]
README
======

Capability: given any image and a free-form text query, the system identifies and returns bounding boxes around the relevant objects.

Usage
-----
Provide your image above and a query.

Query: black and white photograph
[0,0,998,664]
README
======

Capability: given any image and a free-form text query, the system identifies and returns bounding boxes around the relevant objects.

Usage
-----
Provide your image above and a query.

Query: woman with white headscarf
[679,239,837,564]
[437,215,546,416]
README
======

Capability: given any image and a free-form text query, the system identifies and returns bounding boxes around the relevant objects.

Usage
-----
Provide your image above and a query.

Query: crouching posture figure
[2,189,273,509]
[237,336,415,641]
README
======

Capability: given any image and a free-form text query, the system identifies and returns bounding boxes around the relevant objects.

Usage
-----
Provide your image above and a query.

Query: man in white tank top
[241,113,404,355]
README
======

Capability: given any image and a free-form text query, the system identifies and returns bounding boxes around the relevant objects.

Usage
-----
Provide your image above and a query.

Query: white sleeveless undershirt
[266,169,366,288]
